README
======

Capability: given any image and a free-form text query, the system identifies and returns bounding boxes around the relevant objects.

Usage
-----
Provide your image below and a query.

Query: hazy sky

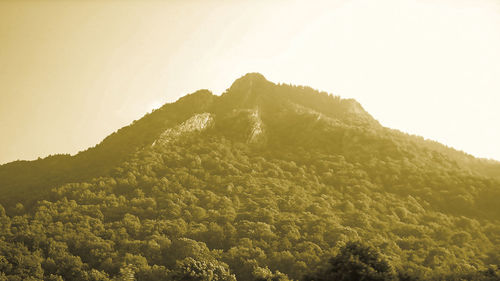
[1,0,499,164]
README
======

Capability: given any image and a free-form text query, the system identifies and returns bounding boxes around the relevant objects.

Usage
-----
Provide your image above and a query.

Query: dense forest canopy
[0,73,499,280]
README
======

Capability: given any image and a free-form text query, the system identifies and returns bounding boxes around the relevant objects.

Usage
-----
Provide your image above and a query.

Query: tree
[303,241,395,281]
[170,257,236,281]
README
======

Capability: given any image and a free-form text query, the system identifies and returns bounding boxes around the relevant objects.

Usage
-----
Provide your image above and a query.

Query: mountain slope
[0,89,216,210]
[0,73,499,280]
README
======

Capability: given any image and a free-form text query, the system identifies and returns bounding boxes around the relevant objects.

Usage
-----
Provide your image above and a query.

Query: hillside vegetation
[0,73,499,280]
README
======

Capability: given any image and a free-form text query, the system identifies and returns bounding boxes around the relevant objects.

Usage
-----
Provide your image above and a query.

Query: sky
[0,0,499,164]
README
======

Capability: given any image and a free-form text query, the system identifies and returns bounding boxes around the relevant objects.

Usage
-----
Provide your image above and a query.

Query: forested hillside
[0,73,499,280]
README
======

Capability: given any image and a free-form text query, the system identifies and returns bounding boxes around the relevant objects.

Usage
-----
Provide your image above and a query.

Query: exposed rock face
[247,108,264,143]
[153,113,214,146]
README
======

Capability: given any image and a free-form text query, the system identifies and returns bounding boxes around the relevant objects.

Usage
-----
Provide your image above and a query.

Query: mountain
[0,73,499,280]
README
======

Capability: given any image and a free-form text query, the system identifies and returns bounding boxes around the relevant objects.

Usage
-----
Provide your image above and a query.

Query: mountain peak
[218,73,274,110]
[238,72,267,82]
[228,73,270,90]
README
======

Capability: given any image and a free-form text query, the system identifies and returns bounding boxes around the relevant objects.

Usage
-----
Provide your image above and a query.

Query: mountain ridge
[1,73,499,210]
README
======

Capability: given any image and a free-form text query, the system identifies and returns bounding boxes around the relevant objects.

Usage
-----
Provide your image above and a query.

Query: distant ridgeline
[0,73,499,280]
